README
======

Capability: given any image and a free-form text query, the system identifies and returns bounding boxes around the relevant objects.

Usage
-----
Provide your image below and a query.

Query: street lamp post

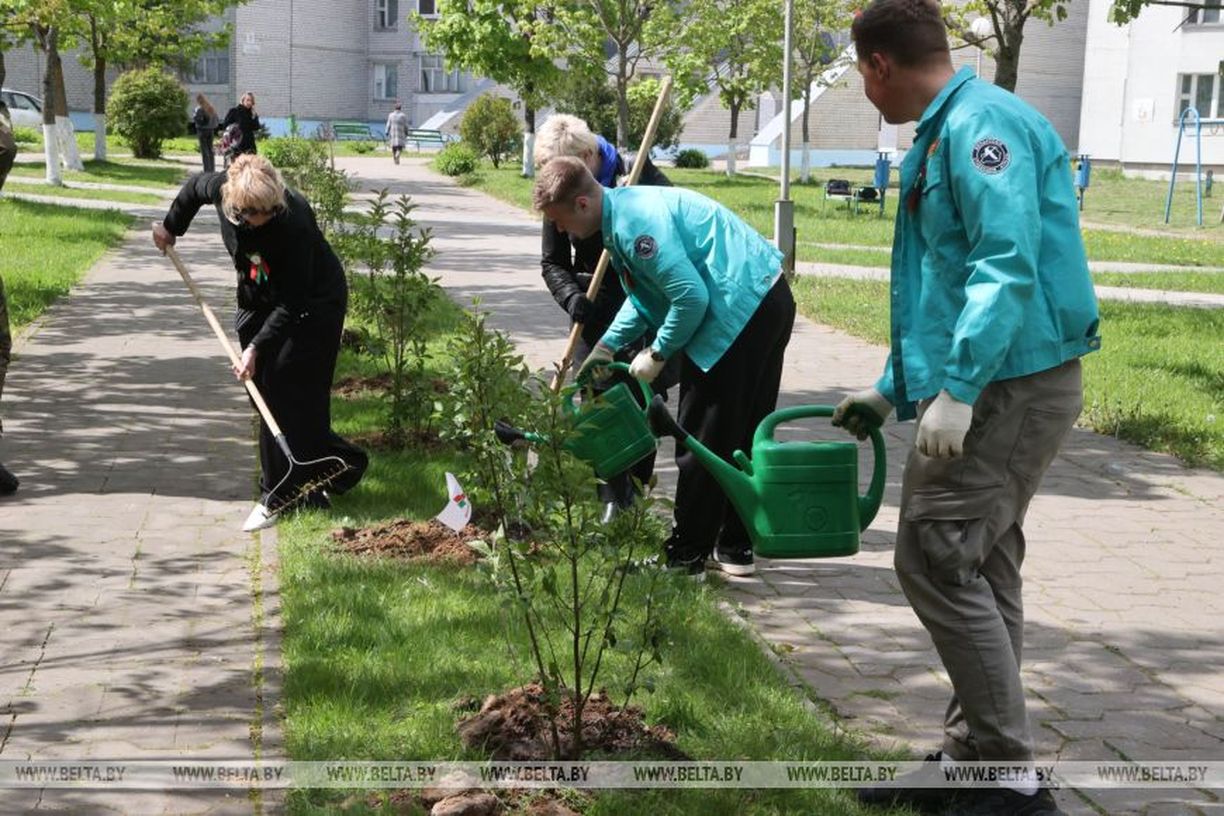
[970,17,993,79]
[774,0,795,276]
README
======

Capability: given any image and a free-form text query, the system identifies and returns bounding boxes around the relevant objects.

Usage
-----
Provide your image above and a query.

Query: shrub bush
[435,142,479,176]
[107,68,189,159]
[11,126,39,145]
[673,148,709,169]
[458,94,521,169]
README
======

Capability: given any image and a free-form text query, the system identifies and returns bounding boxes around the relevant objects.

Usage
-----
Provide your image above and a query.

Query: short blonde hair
[222,154,287,222]
[533,114,598,167]
[532,155,599,211]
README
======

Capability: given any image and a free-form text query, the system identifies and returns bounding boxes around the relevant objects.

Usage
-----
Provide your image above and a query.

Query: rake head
[263,449,357,515]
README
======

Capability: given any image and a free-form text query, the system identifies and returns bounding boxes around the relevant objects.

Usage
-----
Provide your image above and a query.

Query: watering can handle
[572,361,653,407]
[753,405,887,531]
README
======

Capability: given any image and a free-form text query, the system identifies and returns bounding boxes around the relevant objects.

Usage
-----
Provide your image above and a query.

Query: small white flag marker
[435,472,472,533]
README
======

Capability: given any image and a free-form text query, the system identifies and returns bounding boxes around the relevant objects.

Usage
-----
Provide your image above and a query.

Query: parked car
[2,88,45,128]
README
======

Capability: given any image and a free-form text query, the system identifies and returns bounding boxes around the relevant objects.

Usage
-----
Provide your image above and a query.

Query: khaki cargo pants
[894,359,1083,762]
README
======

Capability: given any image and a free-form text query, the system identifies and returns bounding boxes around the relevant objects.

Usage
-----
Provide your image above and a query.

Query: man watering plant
[832,2,1100,814]
[534,114,676,524]
[532,155,795,579]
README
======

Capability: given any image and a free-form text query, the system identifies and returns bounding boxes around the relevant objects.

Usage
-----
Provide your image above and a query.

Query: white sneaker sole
[711,556,756,576]
[242,503,280,533]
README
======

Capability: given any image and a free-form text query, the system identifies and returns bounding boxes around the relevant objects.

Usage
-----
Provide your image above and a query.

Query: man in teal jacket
[533,155,795,578]
[835,2,1099,815]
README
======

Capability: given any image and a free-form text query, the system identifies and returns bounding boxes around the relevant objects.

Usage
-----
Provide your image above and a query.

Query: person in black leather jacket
[152,154,367,532]
[534,114,674,522]
[221,92,261,156]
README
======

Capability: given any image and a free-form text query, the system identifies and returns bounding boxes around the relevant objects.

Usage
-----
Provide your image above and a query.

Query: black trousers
[238,309,368,502]
[670,277,795,561]
[198,133,215,173]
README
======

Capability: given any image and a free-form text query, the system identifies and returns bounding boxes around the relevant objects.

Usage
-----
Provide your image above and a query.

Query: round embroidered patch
[972,138,1010,174]
[633,234,657,260]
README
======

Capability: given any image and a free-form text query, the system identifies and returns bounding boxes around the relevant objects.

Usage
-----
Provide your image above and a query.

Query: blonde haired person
[221,91,261,157]
[533,114,672,524]
[152,155,368,532]
[192,93,221,172]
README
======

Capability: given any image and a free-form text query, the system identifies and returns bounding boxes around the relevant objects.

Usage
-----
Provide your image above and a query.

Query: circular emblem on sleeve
[972,138,1010,174]
[633,234,657,260]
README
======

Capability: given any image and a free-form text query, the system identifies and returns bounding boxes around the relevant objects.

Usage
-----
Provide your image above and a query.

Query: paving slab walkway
[329,156,1224,816]
[0,214,281,815]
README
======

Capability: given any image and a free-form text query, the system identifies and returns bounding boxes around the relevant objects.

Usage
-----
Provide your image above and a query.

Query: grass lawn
[1093,271,1224,294]
[448,160,1222,270]
[277,297,908,815]
[0,198,134,330]
[2,181,164,206]
[8,158,187,189]
[790,276,1224,471]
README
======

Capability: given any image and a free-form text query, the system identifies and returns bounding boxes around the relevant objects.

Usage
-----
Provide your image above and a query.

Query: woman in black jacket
[221,92,261,156]
[534,114,675,523]
[152,155,367,531]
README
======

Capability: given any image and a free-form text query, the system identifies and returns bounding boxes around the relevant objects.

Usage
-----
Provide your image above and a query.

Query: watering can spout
[647,395,760,516]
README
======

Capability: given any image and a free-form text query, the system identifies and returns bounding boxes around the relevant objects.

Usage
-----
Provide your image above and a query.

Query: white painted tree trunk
[521,132,535,178]
[93,112,107,162]
[56,116,84,171]
[800,142,811,183]
[725,140,737,176]
[43,123,62,185]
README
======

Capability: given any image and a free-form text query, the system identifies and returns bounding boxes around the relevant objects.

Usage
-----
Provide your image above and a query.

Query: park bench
[405,128,449,149]
[329,120,377,141]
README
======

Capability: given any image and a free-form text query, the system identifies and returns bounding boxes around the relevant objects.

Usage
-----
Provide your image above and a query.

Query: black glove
[566,293,593,324]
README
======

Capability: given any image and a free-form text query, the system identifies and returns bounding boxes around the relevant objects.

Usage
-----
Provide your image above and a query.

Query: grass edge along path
[791,276,1224,472]
[0,198,135,331]
[275,298,910,816]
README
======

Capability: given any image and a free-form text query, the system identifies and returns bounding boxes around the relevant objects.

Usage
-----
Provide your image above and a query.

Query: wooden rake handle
[163,243,286,439]
[550,75,674,392]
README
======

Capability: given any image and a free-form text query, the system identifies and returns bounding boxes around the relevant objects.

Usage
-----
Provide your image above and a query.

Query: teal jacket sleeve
[942,113,1042,406]
[874,353,899,406]
[601,296,649,351]
[651,260,710,358]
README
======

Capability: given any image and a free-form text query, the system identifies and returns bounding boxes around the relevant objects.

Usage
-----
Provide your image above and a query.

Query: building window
[375,63,399,100]
[375,0,399,29]
[1177,73,1219,119]
[186,51,229,85]
[418,0,437,16]
[419,54,465,93]
[1187,0,1220,24]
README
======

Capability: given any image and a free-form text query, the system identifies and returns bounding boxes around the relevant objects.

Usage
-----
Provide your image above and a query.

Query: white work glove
[629,347,667,384]
[832,387,893,440]
[575,342,615,383]
[916,390,974,459]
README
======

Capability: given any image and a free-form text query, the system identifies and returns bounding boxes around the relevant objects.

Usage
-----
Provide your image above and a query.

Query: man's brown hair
[532,155,599,211]
[851,0,950,67]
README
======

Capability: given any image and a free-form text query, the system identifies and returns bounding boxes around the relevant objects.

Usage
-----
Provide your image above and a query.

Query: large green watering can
[494,363,656,479]
[648,395,886,559]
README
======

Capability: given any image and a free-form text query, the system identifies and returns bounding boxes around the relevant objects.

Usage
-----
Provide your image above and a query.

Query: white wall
[1078,0,1224,168]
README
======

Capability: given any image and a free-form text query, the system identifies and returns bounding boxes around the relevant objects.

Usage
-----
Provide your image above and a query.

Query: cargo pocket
[902,483,1002,586]
[1007,406,1079,484]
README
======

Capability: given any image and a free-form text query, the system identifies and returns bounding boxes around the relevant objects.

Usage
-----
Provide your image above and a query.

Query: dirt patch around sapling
[333,372,392,398]
[349,428,446,451]
[332,519,488,565]
[457,683,687,761]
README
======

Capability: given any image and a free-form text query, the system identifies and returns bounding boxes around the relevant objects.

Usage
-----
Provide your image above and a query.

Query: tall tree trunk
[35,25,63,186]
[48,47,84,171]
[993,22,1024,93]
[615,49,630,150]
[521,100,536,178]
[726,97,740,176]
[90,16,108,161]
[800,78,812,183]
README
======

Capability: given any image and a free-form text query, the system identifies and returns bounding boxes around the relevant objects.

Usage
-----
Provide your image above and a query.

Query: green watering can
[493,363,657,479]
[648,395,886,559]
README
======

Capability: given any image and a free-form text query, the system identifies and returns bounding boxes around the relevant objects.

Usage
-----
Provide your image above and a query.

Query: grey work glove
[915,390,974,459]
[831,387,893,440]
[574,342,615,383]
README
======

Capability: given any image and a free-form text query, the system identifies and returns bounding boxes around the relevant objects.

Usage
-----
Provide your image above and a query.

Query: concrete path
[0,216,281,814]
[329,156,1224,816]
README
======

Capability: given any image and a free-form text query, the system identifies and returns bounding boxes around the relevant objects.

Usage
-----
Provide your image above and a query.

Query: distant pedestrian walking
[385,102,409,165]
[221,92,261,159]
[192,94,220,173]
[0,99,18,495]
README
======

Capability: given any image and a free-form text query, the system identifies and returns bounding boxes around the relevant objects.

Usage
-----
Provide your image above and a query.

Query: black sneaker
[0,462,18,496]
[944,788,1064,816]
[857,751,965,812]
[711,546,755,576]
[665,553,706,580]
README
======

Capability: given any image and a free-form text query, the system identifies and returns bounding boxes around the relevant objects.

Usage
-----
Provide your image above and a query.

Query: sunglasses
[237,206,282,224]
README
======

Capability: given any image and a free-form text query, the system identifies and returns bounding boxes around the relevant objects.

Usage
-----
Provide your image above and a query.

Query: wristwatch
[649,348,666,362]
